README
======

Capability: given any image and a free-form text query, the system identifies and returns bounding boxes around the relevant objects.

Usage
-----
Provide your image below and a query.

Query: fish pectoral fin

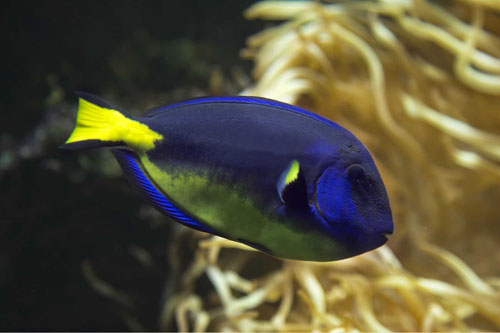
[277,160,309,210]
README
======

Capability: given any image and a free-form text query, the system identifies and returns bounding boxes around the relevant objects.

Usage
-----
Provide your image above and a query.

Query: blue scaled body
[63,94,394,261]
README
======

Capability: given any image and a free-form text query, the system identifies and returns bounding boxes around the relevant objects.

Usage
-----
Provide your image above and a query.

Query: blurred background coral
[2,0,500,331]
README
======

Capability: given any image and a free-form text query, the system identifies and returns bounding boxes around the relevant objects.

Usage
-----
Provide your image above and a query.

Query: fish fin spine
[61,93,163,151]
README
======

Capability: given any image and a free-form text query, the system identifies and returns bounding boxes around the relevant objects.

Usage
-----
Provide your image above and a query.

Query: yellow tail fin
[61,93,163,151]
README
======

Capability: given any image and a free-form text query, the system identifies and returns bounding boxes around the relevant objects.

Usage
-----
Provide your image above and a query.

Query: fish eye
[347,164,365,180]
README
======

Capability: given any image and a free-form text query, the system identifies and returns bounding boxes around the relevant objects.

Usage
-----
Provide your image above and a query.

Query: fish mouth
[382,230,394,237]
[378,230,393,243]
[370,232,390,250]
[377,230,394,246]
[370,229,393,248]
[378,217,395,239]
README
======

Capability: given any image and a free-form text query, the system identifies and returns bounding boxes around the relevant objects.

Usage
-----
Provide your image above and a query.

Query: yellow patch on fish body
[138,154,345,261]
[285,160,300,185]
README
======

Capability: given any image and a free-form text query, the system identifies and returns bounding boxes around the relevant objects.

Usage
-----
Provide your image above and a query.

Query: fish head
[314,144,394,257]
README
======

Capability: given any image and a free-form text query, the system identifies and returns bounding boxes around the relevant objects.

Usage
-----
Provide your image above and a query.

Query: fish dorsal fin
[277,160,309,210]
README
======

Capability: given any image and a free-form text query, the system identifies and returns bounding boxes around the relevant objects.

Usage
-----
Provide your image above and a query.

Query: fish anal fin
[112,148,217,234]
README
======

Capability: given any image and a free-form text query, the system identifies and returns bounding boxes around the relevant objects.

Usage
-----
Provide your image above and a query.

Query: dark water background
[1,1,261,330]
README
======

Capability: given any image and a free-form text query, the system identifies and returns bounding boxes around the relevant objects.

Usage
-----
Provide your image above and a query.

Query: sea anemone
[166,1,500,331]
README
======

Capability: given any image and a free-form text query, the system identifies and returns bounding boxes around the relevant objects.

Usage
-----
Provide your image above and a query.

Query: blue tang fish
[62,93,393,261]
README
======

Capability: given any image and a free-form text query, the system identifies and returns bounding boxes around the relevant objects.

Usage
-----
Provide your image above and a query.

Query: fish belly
[139,154,345,261]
